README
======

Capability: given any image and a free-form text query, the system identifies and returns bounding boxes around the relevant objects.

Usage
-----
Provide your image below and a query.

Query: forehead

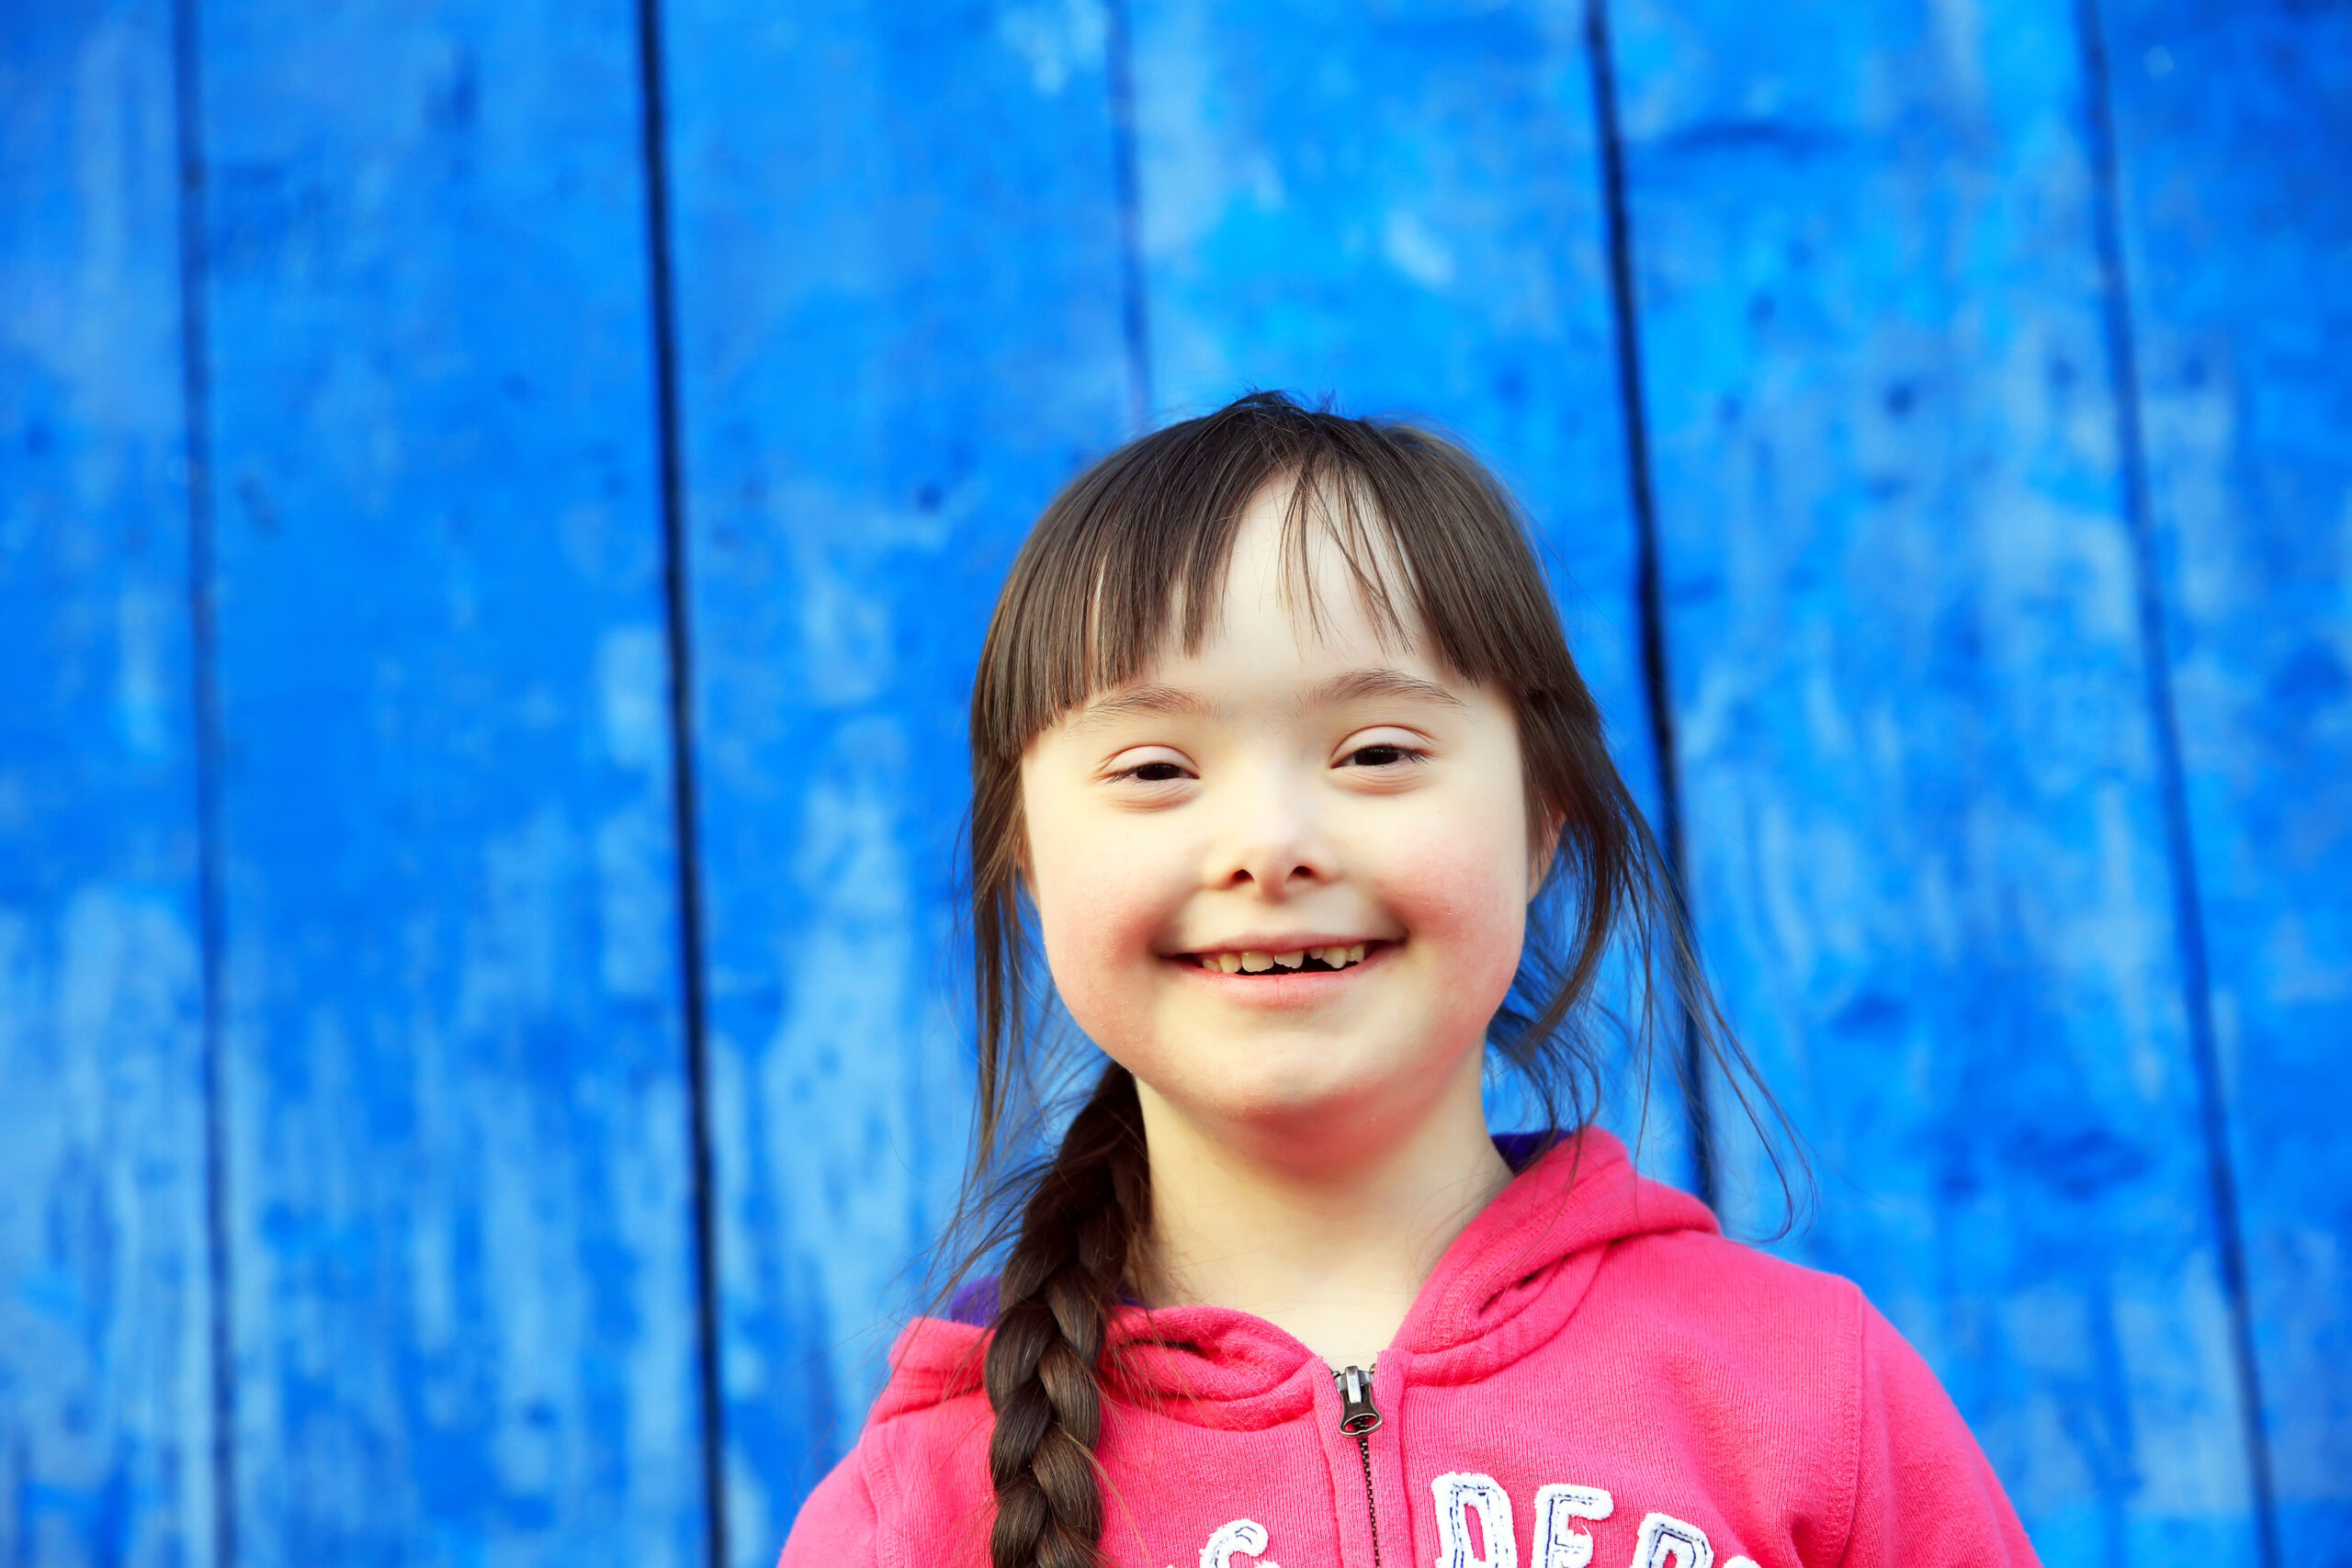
[1175,476,1427,666]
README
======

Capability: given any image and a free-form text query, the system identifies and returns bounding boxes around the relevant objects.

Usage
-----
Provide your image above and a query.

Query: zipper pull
[1337,1363,1381,1434]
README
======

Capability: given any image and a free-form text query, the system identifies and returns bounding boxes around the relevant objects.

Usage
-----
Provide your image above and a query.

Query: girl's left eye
[1340,741,1421,768]
[1109,755,1194,784]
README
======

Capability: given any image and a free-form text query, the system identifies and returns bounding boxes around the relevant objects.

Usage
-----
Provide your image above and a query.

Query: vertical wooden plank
[0,4,217,1565]
[2096,0,2352,1552]
[657,0,1131,1552]
[1607,1,2261,1563]
[190,0,707,1562]
[1130,0,1688,1172]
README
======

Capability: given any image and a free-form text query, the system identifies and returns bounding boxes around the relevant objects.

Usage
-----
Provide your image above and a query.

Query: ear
[1527,808,1566,901]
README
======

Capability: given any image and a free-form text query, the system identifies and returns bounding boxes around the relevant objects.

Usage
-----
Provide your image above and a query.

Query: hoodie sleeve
[1836,1294,2039,1568]
[778,1438,887,1568]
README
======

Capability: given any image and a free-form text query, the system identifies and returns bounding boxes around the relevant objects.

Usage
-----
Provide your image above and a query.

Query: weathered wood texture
[2095,0,2352,1551]
[1130,0,1693,1180]
[0,5,216,1566]
[3,0,2346,1564]
[1604,1,2267,1562]
[655,0,1132,1548]
[188,0,707,1562]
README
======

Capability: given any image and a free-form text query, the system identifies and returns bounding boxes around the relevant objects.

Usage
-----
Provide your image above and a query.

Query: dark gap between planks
[170,0,238,1561]
[2073,2,2280,1562]
[631,1,733,1564]
[1583,0,1719,1212]
[1104,0,1154,433]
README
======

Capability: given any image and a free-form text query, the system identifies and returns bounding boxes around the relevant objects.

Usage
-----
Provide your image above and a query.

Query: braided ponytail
[983,1063,1149,1568]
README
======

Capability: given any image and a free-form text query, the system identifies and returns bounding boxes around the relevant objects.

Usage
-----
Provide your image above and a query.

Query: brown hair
[953,391,1786,1568]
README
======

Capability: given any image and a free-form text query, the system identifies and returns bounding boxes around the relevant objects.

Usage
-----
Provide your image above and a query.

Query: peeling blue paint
[2096,0,2352,1554]
[1,5,215,1567]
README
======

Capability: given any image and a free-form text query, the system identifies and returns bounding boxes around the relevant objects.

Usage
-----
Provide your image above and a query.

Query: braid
[985,1063,1149,1568]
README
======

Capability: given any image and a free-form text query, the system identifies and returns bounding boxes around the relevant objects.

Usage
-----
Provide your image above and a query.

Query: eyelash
[1114,760,1193,784]
[1340,742,1423,769]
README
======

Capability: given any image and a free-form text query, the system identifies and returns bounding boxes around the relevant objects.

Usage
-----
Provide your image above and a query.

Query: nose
[1203,763,1338,898]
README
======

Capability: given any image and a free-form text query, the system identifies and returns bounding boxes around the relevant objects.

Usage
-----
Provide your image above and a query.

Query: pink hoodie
[780,1129,2037,1568]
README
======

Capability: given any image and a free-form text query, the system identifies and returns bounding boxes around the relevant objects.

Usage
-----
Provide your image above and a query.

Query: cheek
[1035,873,1148,971]
[1373,807,1531,991]
[1025,812,1182,1040]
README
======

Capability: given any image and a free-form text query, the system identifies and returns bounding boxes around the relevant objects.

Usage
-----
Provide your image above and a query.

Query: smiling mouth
[1184,942,1383,975]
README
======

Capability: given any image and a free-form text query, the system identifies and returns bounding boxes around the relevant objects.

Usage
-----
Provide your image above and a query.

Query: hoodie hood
[872,1126,1717,1426]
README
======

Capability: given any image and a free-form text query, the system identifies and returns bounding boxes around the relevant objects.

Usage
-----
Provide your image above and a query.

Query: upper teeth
[1205,944,1367,973]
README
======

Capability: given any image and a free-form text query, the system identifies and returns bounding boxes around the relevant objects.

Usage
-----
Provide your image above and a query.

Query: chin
[1147,1031,1444,1132]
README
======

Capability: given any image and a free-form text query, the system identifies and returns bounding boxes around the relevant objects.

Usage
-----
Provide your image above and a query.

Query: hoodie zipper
[1336,1364,1383,1568]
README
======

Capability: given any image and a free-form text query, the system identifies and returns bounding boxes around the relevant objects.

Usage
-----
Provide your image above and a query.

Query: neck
[1135,1046,1513,1371]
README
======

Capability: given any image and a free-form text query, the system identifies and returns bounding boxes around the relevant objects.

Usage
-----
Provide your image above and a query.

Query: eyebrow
[1305,668,1468,712]
[1063,684,1210,735]
[1064,667,1468,735]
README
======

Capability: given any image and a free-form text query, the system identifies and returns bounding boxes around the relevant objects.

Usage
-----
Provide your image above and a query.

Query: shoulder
[1575,1225,1871,1481]
[781,1320,1000,1568]
[1580,1229,2036,1568]
[779,1436,887,1568]
[1565,1225,1868,1556]
[1589,1225,2007,1434]
[1586,1225,1980,1444]
[1588,1222,1869,1378]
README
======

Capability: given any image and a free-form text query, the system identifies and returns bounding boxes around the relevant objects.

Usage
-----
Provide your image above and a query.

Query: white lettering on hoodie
[1201,1518,1273,1568]
[1532,1484,1614,1568]
[1632,1513,1713,1568]
[1433,1472,1519,1568]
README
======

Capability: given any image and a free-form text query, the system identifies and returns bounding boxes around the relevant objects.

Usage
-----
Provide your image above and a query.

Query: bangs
[971,393,1582,766]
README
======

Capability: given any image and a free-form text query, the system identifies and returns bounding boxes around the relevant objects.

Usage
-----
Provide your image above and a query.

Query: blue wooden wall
[2,3,2344,1567]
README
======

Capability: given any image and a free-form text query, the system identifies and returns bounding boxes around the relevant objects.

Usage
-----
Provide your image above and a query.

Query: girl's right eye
[1106,750,1196,784]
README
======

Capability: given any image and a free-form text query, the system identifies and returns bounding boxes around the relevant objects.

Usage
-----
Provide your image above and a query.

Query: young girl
[780,393,2036,1568]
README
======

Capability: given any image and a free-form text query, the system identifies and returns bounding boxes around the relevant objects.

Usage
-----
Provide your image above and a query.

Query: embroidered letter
[1630,1514,1713,1568]
[1201,1519,1274,1568]
[1431,1473,1518,1568]
[1724,1559,1758,1568]
[1531,1486,1614,1568]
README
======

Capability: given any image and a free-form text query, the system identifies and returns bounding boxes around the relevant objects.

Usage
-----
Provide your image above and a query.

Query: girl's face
[1020,483,1544,1162]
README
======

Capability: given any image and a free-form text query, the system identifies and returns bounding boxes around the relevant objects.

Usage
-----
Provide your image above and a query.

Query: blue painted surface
[655,2,1132,1553]
[1,6,215,1566]
[1605,1,2262,1562]
[187,0,706,1563]
[1,0,2346,1564]
[2095,0,2352,1552]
